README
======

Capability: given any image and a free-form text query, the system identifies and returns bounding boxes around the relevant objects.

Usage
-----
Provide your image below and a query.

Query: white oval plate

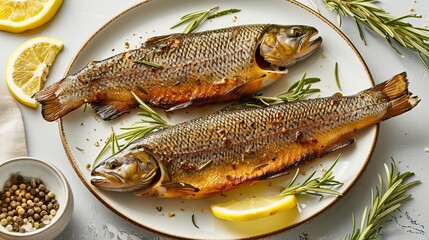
[59,0,376,239]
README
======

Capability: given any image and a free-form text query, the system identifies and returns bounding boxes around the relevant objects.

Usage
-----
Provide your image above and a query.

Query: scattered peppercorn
[1,174,60,233]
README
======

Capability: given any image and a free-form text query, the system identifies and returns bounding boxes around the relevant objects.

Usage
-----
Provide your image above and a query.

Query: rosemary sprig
[340,159,421,240]
[252,73,321,106]
[171,6,219,34]
[92,92,171,168]
[281,155,343,197]
[320,0,429,70]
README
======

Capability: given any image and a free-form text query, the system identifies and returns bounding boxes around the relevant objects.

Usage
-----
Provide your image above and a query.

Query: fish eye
[289,27,302,38]
[108,159,120,170]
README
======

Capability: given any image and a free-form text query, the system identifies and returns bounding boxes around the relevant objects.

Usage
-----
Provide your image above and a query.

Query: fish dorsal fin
[161,182,200,198]
[144,33,181,47]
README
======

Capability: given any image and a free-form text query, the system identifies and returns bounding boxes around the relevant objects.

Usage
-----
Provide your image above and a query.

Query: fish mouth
[90,175,109,185]
[299,29,322,59]
[90,171,124,188]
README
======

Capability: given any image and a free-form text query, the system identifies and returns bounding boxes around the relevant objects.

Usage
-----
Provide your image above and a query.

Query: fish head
[259,25,322,68]
[90,150,159,192]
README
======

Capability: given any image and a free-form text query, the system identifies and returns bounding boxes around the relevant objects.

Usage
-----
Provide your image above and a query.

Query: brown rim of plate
[58,0,377,239]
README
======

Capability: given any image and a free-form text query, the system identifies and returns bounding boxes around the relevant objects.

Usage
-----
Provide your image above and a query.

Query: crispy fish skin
[91,73,419,199]
[34,24,322,121]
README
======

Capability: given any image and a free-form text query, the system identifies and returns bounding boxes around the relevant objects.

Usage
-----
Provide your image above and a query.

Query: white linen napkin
[0,86,27,162]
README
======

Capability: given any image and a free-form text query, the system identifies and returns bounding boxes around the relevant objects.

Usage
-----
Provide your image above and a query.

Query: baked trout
[90,72,419,199]
[34,24,322,121]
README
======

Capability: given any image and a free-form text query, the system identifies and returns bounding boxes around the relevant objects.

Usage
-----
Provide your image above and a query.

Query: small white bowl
[0,157,73,240]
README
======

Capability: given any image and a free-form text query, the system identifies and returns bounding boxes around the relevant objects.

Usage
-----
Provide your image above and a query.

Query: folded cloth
[0,86,27,162]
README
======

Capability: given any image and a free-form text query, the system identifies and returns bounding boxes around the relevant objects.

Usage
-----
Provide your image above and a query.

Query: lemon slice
[210,194,297,221]
[0,0,63,33]
[6,37,63,108]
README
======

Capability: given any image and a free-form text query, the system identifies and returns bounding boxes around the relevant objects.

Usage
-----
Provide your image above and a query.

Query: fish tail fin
[371,72,420,120]
[33,79,85,122]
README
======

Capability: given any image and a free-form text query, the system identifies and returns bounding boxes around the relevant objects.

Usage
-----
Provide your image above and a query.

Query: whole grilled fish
[91,73,419,199]
[34,24,322,121]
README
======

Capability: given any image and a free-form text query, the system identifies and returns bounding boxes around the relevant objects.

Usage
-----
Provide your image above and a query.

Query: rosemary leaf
[92,133,113,168]
[334,62,342,91]
[134,59,163,68]
[340,159,421,240]
[192,214,199,228]
[198,159,213,171]
[185,11,210,34]
[137,85,148,94]
[320,0,429,70]
[171,6,219,33]
[207,9,241,19]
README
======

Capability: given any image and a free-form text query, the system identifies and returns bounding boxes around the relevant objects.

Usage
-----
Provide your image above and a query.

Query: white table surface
[1,0,428,239]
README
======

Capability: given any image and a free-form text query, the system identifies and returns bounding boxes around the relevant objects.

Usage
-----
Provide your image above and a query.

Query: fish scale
[90,74,418,198]
[35,24,322,121]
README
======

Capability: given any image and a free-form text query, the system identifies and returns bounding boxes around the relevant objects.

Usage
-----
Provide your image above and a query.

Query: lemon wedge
[0,0,63,33]
[6,37,63,108]
[210,194,297,221]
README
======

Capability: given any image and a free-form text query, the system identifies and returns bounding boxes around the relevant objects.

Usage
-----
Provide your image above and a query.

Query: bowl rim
[0,156,71,237]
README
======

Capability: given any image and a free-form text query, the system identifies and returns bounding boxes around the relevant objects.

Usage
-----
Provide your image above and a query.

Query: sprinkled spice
[0,174,60,233]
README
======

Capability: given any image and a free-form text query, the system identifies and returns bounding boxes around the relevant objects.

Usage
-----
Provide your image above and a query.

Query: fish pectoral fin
[91,100,135,121]
[226,72,285,97]
[321,137,356,157]
[161,182,200,198]
[166,100,194,112]
[266,171,290,180]
[219,98,269,112]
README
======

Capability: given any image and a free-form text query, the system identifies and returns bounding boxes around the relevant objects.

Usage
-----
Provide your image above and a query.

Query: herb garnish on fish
[92,92,171,167]
[251,73,321,106]
[134,59,163,68]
